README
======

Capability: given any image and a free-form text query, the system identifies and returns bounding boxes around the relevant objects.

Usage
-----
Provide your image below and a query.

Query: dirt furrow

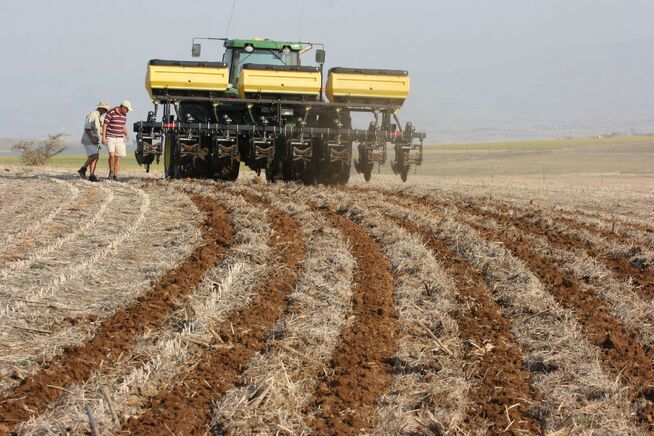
[0,182,201,395]
[361,189,639,432]
[211,188,355,434]
[377,188,654,428]
[458,201,654,303]
[372,187,654,307]
[406,179,654,224]
[474,213,654,352]
[122,192,305,435]
[19,189,272,434]
[481,193,653,251]
[551,206,654,241]
[463,187,654,241]
[448,211,654,429]
[457,200,654,307]
[334,198,471,433]
[0,194,234,432]
[388,215,541,433]
[304,203,397,435]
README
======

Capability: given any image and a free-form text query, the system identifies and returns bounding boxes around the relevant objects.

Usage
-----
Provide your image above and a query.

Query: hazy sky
[1,0,653,140]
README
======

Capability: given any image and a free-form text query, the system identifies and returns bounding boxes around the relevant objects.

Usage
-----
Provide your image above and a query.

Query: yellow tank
[146,59,229,98]
[326,68,410,106]
[238,64,321,99]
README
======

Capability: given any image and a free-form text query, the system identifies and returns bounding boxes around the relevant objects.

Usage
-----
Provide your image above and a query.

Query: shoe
[77,167,87,179]
[112,175,119,182]
[88,175,98,182]
[108,172,114,180]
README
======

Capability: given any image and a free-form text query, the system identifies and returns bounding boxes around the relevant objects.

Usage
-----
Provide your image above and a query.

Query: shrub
[12,133,67,166]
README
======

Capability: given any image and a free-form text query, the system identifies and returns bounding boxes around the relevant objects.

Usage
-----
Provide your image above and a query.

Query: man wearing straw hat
[78,101,110,182]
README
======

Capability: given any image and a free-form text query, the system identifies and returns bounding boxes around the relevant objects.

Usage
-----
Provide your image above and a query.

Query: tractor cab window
[222,48,234,71]
[230,48,299,82]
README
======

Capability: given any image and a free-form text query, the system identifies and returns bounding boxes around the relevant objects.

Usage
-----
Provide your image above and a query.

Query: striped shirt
[104,107,127,138]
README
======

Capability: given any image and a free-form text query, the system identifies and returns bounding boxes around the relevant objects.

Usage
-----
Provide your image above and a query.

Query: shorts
[106,137,127,157]
[83,143,101,157]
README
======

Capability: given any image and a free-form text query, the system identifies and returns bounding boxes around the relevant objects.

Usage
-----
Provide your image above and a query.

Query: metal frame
[135,120,425,141]
[149,94,406,111]
[136,72,425,182]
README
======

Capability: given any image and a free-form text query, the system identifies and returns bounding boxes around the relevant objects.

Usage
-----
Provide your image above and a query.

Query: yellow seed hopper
[146,59,229,98]
[326,67,410,107]
[238,64,321,100]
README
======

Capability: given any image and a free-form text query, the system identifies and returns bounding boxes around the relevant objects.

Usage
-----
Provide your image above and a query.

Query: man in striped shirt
[102,100,133,181]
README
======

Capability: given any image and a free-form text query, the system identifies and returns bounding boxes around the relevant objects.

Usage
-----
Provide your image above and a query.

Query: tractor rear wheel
[163,134,189,179]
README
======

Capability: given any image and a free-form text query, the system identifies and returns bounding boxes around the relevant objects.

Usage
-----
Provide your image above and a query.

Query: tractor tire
[163,134,175,179]
[363,166,372,182]
[394,144,410,182]
[164,134,189,179]
[357,145,373,182]
[336,163,351,185]
[400,166,409,182]
[216,160,240,181]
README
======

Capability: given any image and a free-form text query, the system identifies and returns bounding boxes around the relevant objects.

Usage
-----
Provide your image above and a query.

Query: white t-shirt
[81,110,104,145]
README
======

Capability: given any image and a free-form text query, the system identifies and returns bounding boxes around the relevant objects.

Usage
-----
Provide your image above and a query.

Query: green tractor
[134,37,424,183]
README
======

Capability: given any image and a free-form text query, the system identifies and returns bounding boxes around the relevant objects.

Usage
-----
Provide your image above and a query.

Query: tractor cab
[221,39,304,85]
[191,38,325,98]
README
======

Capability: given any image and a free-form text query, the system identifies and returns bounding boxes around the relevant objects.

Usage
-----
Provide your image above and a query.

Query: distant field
[414,135,654,187]
[1,135,652,187]
[433,135,654,150]
[0,153,143,172]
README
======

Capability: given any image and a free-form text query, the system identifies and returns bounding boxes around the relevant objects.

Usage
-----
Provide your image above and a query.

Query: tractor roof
[224,38,304,51]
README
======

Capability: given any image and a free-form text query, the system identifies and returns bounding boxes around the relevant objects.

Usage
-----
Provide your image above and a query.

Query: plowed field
[1,167,653,435]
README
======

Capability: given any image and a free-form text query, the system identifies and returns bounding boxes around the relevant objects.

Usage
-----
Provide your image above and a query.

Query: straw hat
[96,101,110,110]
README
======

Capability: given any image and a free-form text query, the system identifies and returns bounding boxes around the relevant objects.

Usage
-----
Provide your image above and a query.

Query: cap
[96,101,110,110]
[120,100,133,112]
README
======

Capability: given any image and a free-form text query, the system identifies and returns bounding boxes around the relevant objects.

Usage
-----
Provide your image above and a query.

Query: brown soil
[0,195,234,433]
[306,205,398,435]
[375,190,654,429]
[458,201,654,304]
[374,194,654,431]
[552,207,654,237]
[388,215,542,434]
[452,211,654,430]
[365,186,654,309]
[122,192,305,435]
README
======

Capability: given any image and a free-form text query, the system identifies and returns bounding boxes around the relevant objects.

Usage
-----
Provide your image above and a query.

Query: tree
[12,133,67,166]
